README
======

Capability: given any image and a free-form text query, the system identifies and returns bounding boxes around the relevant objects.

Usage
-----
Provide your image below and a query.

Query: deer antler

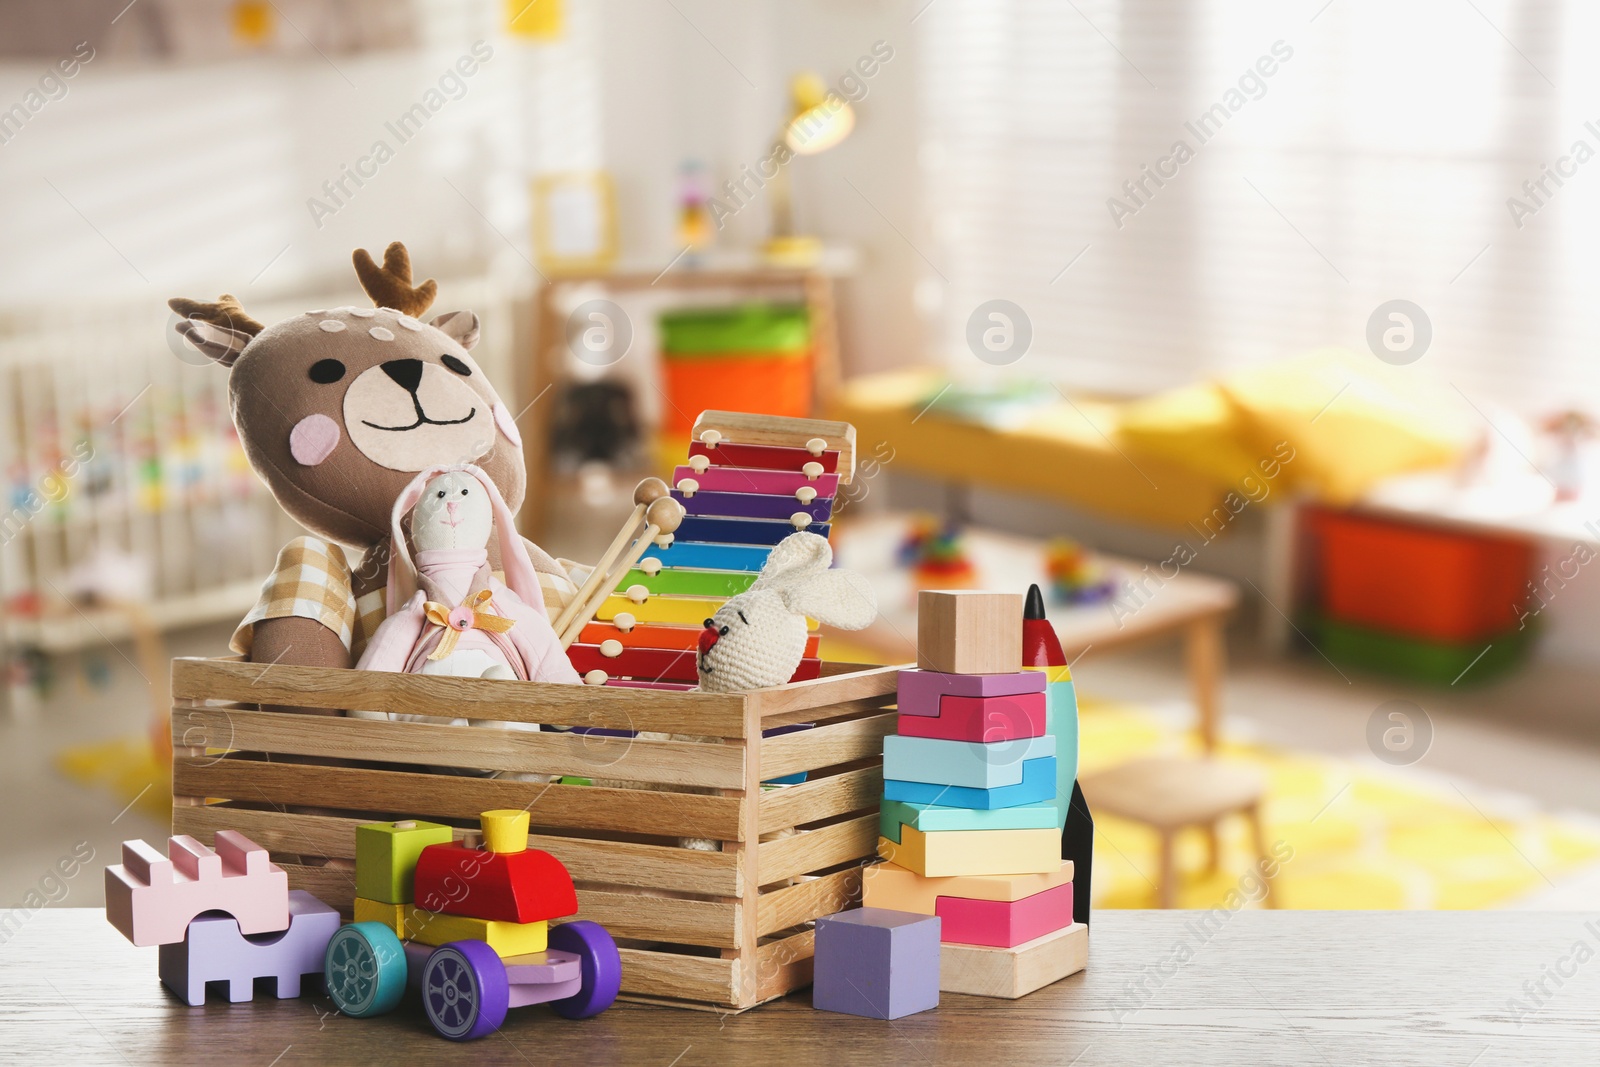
[166,294,264,336]
[352,241,438,317]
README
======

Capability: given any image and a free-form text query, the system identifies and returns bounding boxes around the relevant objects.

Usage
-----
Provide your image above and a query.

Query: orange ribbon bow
[423,589,516,661]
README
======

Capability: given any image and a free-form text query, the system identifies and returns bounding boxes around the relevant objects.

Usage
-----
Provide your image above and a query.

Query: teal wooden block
[883,756,1057,810]
[878,799,1059,844]
[881,734,1055,790]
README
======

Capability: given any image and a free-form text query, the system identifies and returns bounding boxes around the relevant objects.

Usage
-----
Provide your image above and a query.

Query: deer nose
[445,501,460,519]
[381,358,424,392]
[699,620,720,655]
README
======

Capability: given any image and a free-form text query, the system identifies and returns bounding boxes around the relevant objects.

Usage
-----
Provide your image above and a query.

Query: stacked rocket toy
[861,586,1093,999]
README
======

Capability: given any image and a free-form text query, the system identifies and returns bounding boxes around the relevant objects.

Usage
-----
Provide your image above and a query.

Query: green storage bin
[659,304,810,357]
[1310,614,1534,686]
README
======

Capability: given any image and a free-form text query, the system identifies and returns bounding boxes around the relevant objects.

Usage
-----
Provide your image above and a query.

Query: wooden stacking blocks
[916,591,1023,675]
[355,810,562,957]
[812,907,941,1020]
[105,832,289,947]
[896,692,1047,742]
[158,890,340,1006]
[882,733,1055,790]
[880,799,1058,842]
[858,586,1089,1000]
[355,819,454,905]
[878,823,1061,878]
[105,831,340,1007]
[940,922,1088,998]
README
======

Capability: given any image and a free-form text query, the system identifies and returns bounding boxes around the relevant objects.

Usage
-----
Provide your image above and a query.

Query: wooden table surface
[10,909,1595,1065]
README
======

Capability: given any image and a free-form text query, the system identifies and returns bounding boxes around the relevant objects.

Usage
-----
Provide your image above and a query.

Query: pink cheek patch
[493,401,522,448]
[290,413,341,466]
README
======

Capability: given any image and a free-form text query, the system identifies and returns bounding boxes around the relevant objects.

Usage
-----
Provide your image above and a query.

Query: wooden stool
[1079,756,1276,909]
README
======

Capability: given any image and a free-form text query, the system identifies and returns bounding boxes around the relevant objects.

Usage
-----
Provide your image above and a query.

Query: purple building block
[158,890,340,1006]
[812,907,941,1020]
[897,669,1046,717]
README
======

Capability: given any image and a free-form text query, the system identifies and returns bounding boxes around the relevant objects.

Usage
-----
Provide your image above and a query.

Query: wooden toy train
[327,808,620,1039]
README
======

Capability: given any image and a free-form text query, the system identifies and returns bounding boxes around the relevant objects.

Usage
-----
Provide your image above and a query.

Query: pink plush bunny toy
[356,464,580,684]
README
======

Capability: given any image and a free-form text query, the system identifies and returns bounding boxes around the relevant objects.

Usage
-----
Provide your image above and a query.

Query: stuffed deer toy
[696,531,877,693]
[356,464,579,685]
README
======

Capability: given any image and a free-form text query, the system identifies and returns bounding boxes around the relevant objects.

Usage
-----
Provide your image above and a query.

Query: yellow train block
[353,896,548,955]
[863,860,1074,916]
[876,824,1061,878]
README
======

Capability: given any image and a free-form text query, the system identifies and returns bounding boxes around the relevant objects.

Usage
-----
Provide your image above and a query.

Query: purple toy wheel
[421,940,510,1041]
[548,920,622,1019]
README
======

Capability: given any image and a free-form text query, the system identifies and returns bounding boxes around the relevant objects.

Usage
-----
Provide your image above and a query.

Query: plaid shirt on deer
[231,536,581,661]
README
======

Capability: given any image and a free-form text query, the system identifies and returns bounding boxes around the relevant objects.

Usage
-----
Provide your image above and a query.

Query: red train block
[895,692,1047,743]
[413,842,578,925]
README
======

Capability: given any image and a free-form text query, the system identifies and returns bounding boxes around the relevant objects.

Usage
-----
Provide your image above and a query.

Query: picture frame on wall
[533,171,619,274]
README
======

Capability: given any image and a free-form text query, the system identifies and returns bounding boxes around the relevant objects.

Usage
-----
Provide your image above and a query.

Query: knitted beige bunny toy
[697,531,877,693]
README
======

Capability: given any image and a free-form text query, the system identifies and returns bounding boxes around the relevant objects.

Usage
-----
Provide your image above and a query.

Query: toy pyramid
[864,587,1092,998]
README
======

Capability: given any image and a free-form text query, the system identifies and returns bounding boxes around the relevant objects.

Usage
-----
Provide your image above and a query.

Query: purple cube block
[812,907,941,1020]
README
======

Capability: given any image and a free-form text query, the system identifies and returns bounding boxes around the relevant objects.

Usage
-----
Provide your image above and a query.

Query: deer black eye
[441,354,472,376]
[309,359,346,384]
[460,489,469,496]
[719,625,730,636]
[436,490,446,498]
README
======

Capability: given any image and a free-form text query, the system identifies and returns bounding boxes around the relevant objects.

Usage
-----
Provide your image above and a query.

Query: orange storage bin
[660,355,812,433]
[1310,509,1532,642]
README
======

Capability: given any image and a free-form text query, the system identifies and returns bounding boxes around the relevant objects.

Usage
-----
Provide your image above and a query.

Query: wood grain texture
[171,758,748,841]
[175,705,747,788]
[172,657,752,737]
[758,713,896,780]
[757,765,882,835]
[172,805,743,897]
[940,921,1087,998]
[756,815,879,886]
[18,910,1593,1064]
[750,664,900,719]
[754,868,862,938]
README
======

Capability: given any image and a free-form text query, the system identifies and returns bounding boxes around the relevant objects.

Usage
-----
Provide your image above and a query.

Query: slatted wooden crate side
[172,657,752,738]
[174,703,749,789]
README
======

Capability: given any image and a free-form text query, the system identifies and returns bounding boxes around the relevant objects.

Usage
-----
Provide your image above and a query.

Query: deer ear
[174,317,252,367]
[430,310,480,351]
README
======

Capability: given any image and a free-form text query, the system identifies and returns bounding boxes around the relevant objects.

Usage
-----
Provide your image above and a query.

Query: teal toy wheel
[324,922,408,1018]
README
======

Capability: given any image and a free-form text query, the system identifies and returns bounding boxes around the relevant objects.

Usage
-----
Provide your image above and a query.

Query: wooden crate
[169,656,900,1011]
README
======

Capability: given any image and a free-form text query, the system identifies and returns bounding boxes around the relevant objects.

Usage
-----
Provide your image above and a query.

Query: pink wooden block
[105,833,289,947]
[896,692,1048,742]
[158,891,340,1006]
[672,465,842,498]
[935,881,1074,948]
[896,668,1046,717]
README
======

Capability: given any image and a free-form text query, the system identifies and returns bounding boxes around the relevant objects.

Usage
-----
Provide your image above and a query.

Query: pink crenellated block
[158,891,340,1006]
[105,832,289,947]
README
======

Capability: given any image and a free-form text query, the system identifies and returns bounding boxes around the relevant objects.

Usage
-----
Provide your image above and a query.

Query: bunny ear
[752,532,832,591]
[778,569,878,631]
